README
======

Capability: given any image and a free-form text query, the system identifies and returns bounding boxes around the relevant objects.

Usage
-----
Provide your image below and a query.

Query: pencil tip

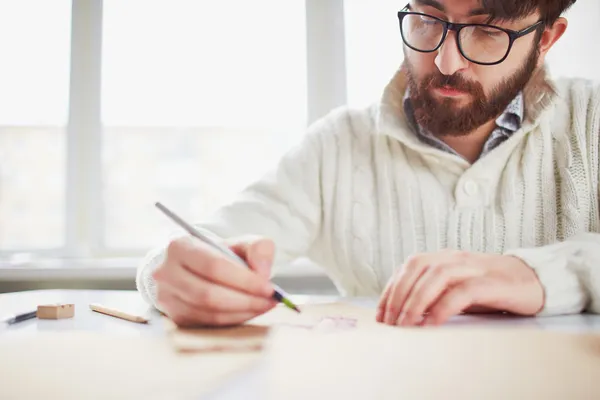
[293,305,301,313]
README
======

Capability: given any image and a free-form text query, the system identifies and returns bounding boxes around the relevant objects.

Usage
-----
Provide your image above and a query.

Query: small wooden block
[37,304,75,320]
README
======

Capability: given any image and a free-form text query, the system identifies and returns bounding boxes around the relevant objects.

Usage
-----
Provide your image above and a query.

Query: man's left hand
[376,250,545,327]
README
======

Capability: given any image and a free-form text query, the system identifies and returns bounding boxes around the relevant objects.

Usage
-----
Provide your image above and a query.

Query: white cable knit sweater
[137,65,600,317]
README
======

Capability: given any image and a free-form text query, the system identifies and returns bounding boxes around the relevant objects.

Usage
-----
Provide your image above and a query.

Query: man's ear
[536,17,568,67]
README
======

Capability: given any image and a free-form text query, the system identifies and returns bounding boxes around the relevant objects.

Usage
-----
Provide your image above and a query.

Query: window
[0,0,71,252]
[344,0,405,107]
[101,0,307,250]
[544,0,600,80]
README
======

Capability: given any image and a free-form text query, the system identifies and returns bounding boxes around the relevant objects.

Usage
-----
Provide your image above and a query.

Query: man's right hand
[152,235,278,327]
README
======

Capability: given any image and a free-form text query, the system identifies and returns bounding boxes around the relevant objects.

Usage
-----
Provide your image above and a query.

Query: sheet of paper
[263,326,600,400]
[0,331,259,400]
[166,302,381,352]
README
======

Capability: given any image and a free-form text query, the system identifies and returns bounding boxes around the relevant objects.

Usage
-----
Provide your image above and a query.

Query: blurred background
[1,0,598,293]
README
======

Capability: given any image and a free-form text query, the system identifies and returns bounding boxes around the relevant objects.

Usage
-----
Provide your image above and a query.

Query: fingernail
[257,260,271,270]
[263,282,275,297]
[397,312,406,326]
[253,242,273,263]
[376,308,384,322]
[384,312,393,325]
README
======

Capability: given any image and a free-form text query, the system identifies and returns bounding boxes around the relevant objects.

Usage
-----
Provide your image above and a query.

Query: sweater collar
[376,62,558,149]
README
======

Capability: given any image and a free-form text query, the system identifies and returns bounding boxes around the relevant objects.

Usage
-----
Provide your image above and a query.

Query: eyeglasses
[397,5,544,65]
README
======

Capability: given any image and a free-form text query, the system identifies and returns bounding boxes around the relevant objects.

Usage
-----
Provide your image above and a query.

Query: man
[137,0,600,328]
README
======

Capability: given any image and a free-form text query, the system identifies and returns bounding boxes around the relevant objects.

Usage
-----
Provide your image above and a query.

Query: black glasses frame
[397,5,544,65]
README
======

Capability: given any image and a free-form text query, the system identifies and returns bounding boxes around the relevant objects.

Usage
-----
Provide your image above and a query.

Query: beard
[406,49,539,137]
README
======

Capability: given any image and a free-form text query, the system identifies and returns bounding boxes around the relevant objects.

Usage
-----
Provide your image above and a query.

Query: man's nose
[434,31,469,75]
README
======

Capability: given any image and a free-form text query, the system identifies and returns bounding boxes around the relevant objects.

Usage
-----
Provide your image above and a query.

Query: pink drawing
[277,317,358,331]
[314,317,358,330]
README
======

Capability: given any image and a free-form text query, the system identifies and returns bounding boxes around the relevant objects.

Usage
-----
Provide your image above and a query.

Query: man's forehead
[411,0,490,17]
[411,0,541,22]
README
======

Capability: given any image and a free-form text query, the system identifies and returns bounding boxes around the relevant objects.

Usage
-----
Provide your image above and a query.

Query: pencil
[1,310,37,325]
[155,202,301,313]
[89,303,149,323]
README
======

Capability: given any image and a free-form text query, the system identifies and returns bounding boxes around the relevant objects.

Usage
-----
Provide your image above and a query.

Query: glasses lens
[401,14,445,51]
[459,25,510,64]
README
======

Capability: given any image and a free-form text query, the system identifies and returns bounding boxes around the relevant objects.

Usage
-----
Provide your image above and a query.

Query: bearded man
[138,0,600,328]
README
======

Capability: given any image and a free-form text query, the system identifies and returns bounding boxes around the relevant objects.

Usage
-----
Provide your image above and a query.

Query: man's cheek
[406,53,435,77]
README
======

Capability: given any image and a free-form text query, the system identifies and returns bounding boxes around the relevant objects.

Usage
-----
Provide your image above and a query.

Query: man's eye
[478,27,503,36]
[419,16,438,25]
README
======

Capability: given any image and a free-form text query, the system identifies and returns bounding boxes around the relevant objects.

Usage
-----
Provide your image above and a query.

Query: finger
[376,280,394,323]
[400,264,480,326]
[158,289,264,327]
[168,238,274,298]
[228,237,275,279]
[425,280,484,326]
[158,262,277,313]
[384,255,435,325]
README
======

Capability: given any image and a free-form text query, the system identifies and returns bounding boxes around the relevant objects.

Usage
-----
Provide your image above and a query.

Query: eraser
[37,304,75,319]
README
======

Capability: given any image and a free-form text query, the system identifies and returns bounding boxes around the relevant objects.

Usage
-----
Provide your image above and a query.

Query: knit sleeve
[503,85,600,317]
[136,109,340,309]
[504,234,600,316]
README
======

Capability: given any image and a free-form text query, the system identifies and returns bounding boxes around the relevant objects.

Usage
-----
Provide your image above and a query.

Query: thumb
[227,236,275,279]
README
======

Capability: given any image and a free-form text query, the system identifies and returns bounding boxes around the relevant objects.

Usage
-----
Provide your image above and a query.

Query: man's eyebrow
[468,8,490,17]
[413,0,490,17]
[414,0,445,12]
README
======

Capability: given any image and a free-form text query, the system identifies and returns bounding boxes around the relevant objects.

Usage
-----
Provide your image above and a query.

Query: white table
[0,289,164,337]
[2,289,600,399]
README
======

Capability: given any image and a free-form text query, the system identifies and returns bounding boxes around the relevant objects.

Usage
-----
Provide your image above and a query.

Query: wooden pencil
[89,303,149,324]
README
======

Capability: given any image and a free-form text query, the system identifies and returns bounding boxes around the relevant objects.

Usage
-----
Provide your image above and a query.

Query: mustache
[422,73,482,95]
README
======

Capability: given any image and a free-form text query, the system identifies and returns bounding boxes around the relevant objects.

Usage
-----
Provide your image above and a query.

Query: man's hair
[482,0,577,26]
